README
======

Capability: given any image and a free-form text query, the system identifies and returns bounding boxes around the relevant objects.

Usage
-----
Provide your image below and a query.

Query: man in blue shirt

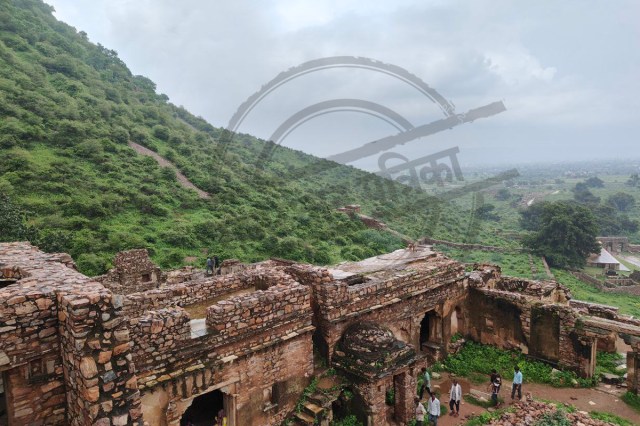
[511,366,523,400]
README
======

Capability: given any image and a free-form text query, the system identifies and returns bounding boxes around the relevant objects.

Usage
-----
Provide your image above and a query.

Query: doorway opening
[420,311,438,347]
[451,307,463,336]
[181,389,225,426]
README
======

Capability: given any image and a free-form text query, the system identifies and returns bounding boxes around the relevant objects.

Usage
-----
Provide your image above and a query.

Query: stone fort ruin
[1,242,640,425]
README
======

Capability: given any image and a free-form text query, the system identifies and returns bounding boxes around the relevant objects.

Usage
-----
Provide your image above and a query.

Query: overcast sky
[46,0,640,171]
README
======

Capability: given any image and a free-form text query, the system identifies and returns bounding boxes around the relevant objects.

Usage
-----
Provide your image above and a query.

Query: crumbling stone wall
[206,285,309,337]
[58,290,142,425]
[121,267,298,317]
[313,256,466,362]
[0,242,143,425]
[126,280,315,425]
[466,288,531,352]
[121,274,252,316]
[128,307,191,374]
[96,249,161,295]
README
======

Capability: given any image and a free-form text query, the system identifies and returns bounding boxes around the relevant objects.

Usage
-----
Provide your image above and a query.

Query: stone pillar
[393,370,415,424]
[58,290,143,425]
[627,352,639,394]
[576,337,597,378]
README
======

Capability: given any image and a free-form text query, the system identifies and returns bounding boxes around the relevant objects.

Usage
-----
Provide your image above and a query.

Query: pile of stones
[487,400,612,425]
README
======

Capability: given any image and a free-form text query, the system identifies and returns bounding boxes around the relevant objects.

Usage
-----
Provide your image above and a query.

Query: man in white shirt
[415,397,427,426]
[426,393,440,426]
[449,379,462,417]
[511,366,523,400]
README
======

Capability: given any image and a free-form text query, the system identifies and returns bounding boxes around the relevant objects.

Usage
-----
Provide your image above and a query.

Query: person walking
[448,379,462,417]
[426,392,440,426]
[511,366,523,400]
[213,255,220,275]
[206,257,214,275]
[489,369,502,407]
[415,397,427,426]
[419,367,431,399]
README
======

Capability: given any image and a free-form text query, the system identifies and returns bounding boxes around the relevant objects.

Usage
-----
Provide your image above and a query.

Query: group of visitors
[415,366,523,425]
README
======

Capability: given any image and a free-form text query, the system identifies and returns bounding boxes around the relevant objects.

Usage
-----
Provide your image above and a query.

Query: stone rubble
[487,400,612,426]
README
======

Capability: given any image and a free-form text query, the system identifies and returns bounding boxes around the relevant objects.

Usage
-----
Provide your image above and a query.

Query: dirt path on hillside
[426,373,640,426]
[128,141,210,199]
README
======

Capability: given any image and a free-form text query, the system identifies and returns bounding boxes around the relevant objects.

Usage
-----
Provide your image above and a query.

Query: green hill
[0,0,502,275]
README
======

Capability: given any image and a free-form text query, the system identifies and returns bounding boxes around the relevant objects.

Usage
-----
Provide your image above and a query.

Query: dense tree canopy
[607,192,636,212]
[521,201,600,269]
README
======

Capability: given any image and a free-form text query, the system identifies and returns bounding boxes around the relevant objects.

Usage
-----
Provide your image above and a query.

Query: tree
[585,176,604,188]
[607,192,636,212]
[626,173,640,187]
[476,204,499,221]
[0,193,30,242]
[495,188,511,201]
[572,183,600,205]
[521,201,600,269]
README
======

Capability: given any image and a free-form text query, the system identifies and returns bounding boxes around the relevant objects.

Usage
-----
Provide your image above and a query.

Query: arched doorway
[181,389,225,426]
[420,312,431,345]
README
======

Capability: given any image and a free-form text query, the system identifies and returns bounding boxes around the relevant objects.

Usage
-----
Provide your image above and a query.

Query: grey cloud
[47,0,640,166]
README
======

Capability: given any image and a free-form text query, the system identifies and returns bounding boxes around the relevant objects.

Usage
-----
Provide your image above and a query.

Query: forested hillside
[0,0,486,275]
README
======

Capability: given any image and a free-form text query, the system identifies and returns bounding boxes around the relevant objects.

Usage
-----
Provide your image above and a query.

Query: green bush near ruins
[443,341,597,388]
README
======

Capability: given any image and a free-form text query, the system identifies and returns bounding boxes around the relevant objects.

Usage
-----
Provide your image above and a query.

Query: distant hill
[0,0,493,275]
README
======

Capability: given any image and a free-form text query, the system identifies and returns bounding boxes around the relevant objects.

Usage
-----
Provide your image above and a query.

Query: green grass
[330,415,363,426]
[622,391,640,413]
[464,393,502,409]
[590,411,634,426]
[595,352,625,378]
[553,269,640,317]
[464,407,514,426]
[444,341,596,388]
[435,247,535,279]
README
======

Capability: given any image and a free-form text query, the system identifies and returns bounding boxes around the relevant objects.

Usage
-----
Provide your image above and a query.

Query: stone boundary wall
[630,244,640,253]
[121,275,250,316]
[420,237,525,253]
[571,272,640,295]
[606,277,637,286]
[314,259,464,323]
[128,307,191,374]
[496,276,569,301]
[571,271,604,287]
[207,284,309,337]
[569,300,619,318]
[284,264,333,286]
[131,284,314,390]
[121,267,299,317]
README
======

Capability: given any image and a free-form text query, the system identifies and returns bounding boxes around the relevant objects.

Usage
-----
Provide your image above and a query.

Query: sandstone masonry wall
[0,243,143,426]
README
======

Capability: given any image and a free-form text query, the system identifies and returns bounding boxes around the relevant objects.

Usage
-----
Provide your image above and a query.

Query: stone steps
[303,401,324,417]
[294,410,316,425]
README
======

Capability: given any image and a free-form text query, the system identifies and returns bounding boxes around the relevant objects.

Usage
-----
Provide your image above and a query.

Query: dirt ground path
[128,141,210,199]
[425,373,640,425]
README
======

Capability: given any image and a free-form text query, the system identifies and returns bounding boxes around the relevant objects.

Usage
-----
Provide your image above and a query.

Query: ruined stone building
[1,242,640,426]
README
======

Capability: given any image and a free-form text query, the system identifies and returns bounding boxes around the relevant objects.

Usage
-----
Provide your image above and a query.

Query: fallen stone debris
[488,400,611,426]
